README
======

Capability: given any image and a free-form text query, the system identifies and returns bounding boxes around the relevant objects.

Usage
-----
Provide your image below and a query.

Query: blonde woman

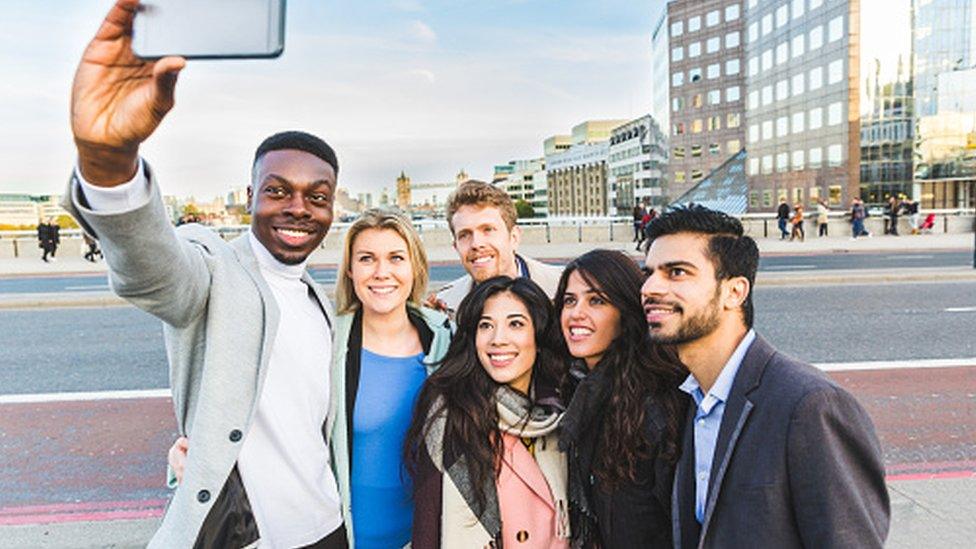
[169,209,452,549]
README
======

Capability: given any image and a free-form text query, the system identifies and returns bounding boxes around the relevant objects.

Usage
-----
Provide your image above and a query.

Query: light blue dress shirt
[678,329,756,524]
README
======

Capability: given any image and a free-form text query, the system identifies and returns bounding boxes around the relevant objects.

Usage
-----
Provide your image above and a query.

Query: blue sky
[0,0,667,200]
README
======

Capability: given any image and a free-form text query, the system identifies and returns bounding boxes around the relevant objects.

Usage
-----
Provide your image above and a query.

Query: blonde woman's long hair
[335,208,429,314]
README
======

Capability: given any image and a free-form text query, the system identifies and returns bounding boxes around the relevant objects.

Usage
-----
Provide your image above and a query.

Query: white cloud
[407,68,437,84]
[407,21,437,45]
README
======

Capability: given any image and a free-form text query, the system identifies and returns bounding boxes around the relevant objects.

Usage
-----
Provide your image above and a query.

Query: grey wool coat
[63,165,341,549]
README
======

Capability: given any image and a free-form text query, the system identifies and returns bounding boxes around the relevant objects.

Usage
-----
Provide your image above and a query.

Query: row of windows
[673,139,743,161]
[671,31,741,61]
[673,113,742,136]
[746,0,826,38]
[670,4,741,38]
[672,86,742,112]
[746,20,844,78]
[746,60,844,110]
[747,102,846,143]
[746,144,844,175]
[749,184,843,210]
[672,59,742,87]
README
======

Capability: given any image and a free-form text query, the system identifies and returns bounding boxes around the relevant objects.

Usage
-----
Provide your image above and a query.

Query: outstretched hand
[72,0,186,185]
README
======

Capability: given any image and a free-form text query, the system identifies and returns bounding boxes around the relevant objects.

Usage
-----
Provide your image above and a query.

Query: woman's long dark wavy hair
[555,249,687,486]
[404,276,563,511]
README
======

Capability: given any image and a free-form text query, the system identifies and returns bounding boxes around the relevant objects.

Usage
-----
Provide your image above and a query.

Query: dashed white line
[815,357,976,372]
[764,265,817,270]
[64,285,110,291]
[945,307,976,313]
[0,388,170,404]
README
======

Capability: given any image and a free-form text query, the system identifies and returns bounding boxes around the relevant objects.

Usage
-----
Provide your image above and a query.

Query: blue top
[351,348,428,549]
[677,329,756,523]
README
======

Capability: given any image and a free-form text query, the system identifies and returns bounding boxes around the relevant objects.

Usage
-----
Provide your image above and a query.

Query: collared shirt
[678,329,756,523]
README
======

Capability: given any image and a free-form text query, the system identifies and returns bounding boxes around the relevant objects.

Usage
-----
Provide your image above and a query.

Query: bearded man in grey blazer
[640,205,889,549]
[65,2,348,547]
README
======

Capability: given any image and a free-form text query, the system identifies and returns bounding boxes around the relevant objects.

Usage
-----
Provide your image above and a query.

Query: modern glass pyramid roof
[669,148,748,214]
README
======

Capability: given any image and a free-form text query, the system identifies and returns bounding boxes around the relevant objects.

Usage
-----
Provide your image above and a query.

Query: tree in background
[515,199,535,219]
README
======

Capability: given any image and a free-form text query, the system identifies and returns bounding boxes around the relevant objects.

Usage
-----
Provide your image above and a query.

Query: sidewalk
[1,232,973,277]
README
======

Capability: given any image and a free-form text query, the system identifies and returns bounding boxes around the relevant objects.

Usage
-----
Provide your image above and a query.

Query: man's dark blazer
[672,334,889,549]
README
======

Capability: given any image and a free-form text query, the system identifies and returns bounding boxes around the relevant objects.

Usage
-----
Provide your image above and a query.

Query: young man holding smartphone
[66,2,348,547]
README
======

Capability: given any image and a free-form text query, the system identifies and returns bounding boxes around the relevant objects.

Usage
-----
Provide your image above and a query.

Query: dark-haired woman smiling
[556,249,687,548]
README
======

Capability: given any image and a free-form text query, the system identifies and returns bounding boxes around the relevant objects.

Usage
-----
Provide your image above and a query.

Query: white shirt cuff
[75,158,152,213]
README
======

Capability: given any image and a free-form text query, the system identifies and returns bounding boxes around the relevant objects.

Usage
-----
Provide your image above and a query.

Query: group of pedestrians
[36,218,60,262]
[66,3,890,548]
[776,197,832,242]
[632,204,658,253]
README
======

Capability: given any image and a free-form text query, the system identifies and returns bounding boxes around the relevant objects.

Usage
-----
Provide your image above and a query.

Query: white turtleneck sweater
[77,162,342,548]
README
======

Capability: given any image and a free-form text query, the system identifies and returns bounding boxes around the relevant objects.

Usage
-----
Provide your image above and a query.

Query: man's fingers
[151,56,186,113]
[94,0,140,41]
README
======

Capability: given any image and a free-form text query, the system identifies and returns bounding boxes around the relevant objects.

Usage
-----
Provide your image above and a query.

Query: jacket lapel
[697,335,776,546]
[502,434,557,511]
[673,400,699,549]
[230,235,280,406]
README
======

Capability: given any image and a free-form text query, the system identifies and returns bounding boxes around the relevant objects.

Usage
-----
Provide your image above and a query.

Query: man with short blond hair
[432,180,562,315]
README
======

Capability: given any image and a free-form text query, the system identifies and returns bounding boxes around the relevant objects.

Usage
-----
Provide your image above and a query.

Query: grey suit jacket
[672,335,889,549]
[63,165,336,549]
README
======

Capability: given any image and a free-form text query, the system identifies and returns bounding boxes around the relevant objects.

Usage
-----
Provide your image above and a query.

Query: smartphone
[133,0,286,60]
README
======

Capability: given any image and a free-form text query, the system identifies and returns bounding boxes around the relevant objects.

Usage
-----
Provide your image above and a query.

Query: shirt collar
[678,329,756,413]
[248,230,307,281]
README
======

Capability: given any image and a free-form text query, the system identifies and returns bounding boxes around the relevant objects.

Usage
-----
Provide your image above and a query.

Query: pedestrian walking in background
[817,199,830,237]
[885,196,901,236]
[790,203,805,242]
[776,197,790,239]
[907,198,921,234]
[37,217,60,262]
[632,204,646,242]
[851,197,870,239]
[638,208,658,253]
[83,233,102,262]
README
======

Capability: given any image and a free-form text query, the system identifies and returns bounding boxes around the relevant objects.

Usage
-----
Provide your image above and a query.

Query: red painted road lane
[0,365,973,525]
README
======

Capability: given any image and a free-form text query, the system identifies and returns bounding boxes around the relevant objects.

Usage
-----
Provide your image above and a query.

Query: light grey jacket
[62,167,339,549]
[434,255,564,314]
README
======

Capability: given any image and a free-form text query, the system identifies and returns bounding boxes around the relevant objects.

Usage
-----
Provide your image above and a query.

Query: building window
[674,146,686,158]
[707,37,721,54]
[726,59,741,75]
[749,191,760,208]
[749,157,760,175]
[748,90,759,110]
[811,0,824,10]
[671,21,684,37]
[762,155,773,174]
[675,171,686,183]
[762,49,774,72]
[792,150,805,170]
[776,152,789,172]
[828,185,842,205]
[692,93,703,108]
[776,79,789,101]
[828,59,844,84]
[692,119,703,133]
[762,120,773,140]
[828,101,843,125]
[809,186,821,202]
[672,97,685,111]
[792,0,805,19]
[748,56,759,76]
[689,16,701,32]
[707,64,720,79]
[748,0,758,9]
[809,147,823,167]
[809,25,823,50]
[706,10,720,27]
[809,107,823,129]
[776,42,789,65]
[689,67,703,82]
[827,144,842,166]
[793,187,804,204]
[672,47,684,62]
[792,73,805,96]
[709,115,722,131]
[726,31,741,49]
[809,66,823,90]
[709,143,721,155]
[748,123,760,143]
[762,13,773,36]
[726,4,741,21]
[673,122,685,135]
[691,169,704,181]
[792,111,805,133]
[792,34,805,58]
[776,4,789,27]
[728,138,741,151]
[748,21,759,43]
[776,116,789,137]
[707,89,721,105]
[829,15,844,42]
[726,85,741,102]
[763,190,774,208]
[692,144,703,157]
[762,85,773,106]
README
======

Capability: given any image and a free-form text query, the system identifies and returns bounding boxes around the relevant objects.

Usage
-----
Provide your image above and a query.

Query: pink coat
[497,433,569,548]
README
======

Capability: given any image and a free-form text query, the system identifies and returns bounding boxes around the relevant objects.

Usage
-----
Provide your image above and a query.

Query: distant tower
[455,168,469,186]
[396,171,412,210]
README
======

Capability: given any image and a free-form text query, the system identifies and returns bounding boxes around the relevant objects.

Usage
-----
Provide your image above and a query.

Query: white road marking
[945,307,976,313]
[815,357,976,372]
[0,388,169,404]
[764,265,817,270]
[64,285,110,291]
[884,255,934,260]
